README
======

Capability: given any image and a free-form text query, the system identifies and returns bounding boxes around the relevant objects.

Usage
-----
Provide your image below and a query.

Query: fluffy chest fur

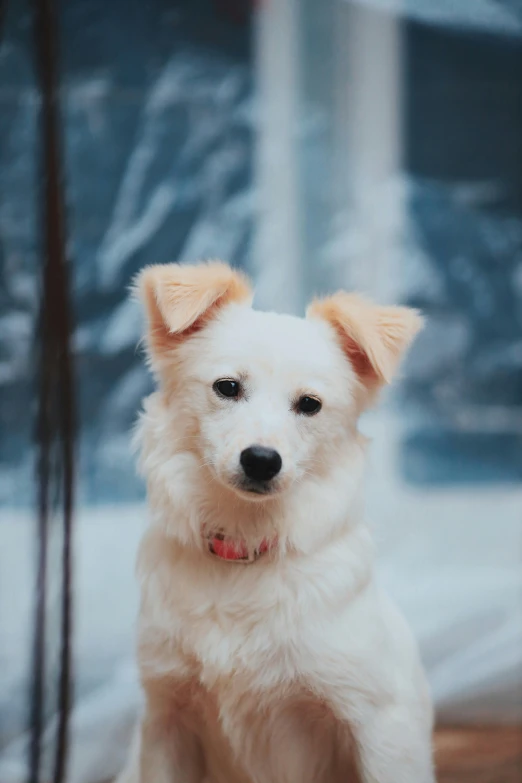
[136,523,371,783]
[136,518,375,683]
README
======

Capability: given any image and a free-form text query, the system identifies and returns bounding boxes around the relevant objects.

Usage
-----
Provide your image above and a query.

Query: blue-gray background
[1,0,521,506]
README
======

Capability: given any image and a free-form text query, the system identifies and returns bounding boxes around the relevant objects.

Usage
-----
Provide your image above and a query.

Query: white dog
[116,261,435,783]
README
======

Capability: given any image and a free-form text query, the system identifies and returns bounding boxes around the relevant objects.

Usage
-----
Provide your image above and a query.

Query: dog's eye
[213,379,241,399]
[296,395,322,415]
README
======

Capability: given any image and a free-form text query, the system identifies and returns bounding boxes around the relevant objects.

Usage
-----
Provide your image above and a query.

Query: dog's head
[136,262,421,511]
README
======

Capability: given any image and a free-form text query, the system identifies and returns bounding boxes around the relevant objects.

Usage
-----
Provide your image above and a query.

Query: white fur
[116,298,435,783]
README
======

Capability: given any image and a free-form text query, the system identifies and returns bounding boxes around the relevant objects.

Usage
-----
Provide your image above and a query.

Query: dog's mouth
[232,477,278,498]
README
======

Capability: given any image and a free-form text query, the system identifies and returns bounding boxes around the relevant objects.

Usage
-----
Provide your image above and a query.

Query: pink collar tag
[207,534,274,564]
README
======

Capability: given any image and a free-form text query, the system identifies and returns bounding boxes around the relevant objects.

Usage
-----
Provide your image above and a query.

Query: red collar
[207,533,276,564]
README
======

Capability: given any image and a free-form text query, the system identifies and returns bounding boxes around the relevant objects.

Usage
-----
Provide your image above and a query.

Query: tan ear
[307,292,422,392]
[136,261,252,363]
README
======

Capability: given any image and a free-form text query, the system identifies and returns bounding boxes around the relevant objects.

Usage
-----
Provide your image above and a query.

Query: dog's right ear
[135,261,252,367]
[307,292,422,407]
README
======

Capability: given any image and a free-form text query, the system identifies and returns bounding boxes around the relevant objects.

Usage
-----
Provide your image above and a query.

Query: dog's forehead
[208,305,342,373]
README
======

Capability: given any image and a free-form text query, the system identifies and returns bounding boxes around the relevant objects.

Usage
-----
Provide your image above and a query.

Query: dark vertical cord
[0,0,5,44]
[31,0,75,781]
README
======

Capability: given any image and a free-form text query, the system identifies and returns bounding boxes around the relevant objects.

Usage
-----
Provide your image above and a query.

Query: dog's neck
[144,448,366,565]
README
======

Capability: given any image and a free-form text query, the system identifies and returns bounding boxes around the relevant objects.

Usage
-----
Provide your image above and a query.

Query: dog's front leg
[140,705,204,783]
[117,692,205,783]
[331,695,435,783]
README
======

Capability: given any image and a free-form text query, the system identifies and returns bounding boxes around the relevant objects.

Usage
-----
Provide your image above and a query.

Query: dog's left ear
[136,261,252,367]
[307,292,422,395]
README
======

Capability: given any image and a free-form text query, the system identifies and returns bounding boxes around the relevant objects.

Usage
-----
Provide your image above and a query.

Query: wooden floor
[435,726,522,783]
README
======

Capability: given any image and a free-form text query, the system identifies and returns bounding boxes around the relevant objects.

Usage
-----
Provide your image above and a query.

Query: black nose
[240,446,282,482]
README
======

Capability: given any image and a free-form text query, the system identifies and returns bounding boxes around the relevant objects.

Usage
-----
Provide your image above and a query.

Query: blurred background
[1,0,522,780]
